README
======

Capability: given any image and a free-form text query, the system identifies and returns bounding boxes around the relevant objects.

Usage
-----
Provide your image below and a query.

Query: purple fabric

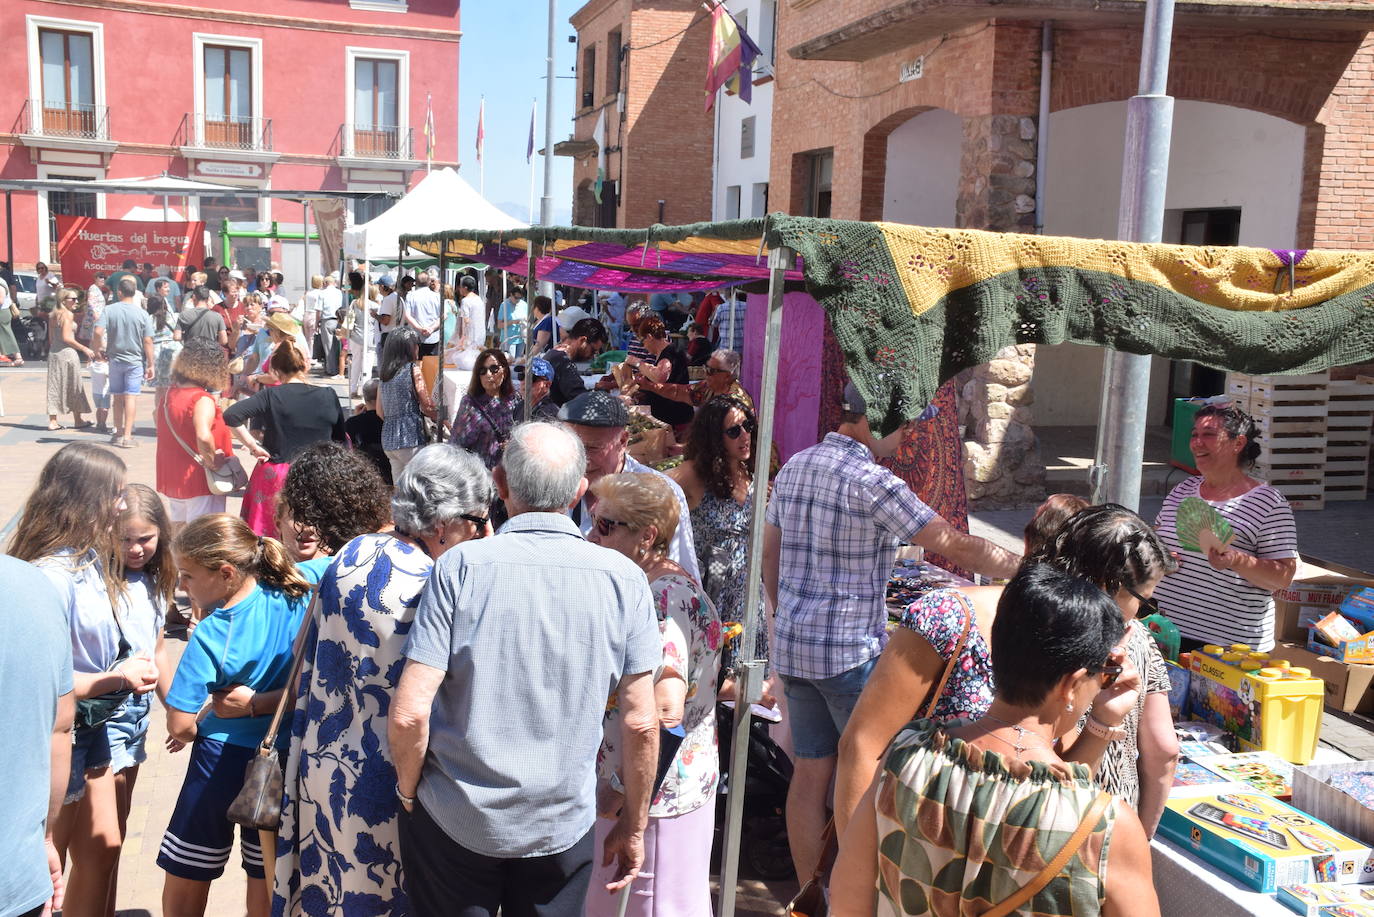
[741,291,824,462]
[469,241,806,292]
[1270,249,1308,266]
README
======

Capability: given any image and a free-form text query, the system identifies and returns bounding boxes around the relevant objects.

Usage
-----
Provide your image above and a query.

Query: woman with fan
[1152,403,1298,651]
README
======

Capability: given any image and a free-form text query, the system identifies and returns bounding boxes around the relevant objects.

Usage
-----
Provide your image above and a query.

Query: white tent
[122,205,186,221]
[342,167,525,261]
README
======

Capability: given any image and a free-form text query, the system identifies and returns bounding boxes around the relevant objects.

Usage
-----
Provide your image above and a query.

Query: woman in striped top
[1151,404,1299,651]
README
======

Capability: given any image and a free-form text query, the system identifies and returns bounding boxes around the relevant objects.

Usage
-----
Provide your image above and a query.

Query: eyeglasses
[724,420,757,440]
[460,513,489,537]
[1123,584,1160,619]
[705,366,730,376]
[593,515,631,537]
[478,364,505,376]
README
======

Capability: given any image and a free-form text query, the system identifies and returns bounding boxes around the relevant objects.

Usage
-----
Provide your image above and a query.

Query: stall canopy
[405,214,1374,432]
[343,167,524,262]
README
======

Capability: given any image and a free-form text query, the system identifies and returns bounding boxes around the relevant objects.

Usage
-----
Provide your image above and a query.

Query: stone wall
[959,345,1047,508]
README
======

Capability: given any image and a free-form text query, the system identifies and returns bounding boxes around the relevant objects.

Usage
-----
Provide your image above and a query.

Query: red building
[1,0,459,277]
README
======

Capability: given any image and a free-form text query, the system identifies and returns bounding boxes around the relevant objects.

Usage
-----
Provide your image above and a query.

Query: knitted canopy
[403,216,1374,434]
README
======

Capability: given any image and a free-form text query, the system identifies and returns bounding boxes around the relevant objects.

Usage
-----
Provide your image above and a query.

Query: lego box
[1159,787,1372,893]
[1278,882,1374,917]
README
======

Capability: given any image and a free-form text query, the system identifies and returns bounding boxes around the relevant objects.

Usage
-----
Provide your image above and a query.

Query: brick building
[769,1,1374,503]
[2,0,459,281]
[565,0,716,228]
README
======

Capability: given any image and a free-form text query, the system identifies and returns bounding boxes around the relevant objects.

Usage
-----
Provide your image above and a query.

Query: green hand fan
[1175,496,1234,555]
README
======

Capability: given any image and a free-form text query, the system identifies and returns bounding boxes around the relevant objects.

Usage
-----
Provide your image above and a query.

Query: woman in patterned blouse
[832,564,1160,917]
[450,347,521,470]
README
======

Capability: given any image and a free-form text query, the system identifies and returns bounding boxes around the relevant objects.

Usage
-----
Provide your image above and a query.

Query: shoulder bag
[163,393,248,497]
[227,588,319,831]
[76,608,134,730]
[787,601,974,917]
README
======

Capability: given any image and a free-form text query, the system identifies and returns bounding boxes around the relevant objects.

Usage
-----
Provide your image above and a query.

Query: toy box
[1307,628,1374,666]
[1194,751,1296,798]
[1293,761,1374,846]
[1159,787,1372,893]
[1279,882,1374,917]
[1167,659,1191,720]
[1174,759,1233,788]
[1189,652,1325,763]
[1341,589,1374,634]
[1318,905,1374,917]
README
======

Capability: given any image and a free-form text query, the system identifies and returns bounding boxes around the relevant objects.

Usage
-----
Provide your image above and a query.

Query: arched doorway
[881,108,961,226]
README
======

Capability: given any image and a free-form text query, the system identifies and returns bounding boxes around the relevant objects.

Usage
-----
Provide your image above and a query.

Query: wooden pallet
[1324,376,1374,501]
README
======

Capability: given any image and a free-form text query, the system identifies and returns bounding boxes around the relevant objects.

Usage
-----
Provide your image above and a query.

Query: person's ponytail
[253,535,312,598]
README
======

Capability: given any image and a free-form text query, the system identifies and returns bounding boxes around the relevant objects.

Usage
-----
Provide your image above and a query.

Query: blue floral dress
[898,589,994,722]
[273,533,433,917]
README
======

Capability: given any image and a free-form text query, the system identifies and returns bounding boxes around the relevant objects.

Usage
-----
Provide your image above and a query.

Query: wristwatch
[396,784,416,806]
[1083,715,1127,743]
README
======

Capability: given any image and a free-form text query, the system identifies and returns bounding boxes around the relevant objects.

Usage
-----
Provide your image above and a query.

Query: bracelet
[1083,715,1127,743]
[396,784,416,806]
[247,691,258,717]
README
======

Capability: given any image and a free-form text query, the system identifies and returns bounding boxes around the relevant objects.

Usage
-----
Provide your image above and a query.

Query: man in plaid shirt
[763,382,1021,883]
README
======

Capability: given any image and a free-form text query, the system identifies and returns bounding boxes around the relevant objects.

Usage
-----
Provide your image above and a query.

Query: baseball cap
[841,381,867,415]
[529,357,554,381]
[558,390,628,428]
[378,274,396,287]
[556,305,591,331]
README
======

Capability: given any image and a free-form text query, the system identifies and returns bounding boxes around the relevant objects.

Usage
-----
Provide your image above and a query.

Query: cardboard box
[1159,786,1372,893]
[1293,761,1374,847]
[1309,629,1374,666]
[1278,882,1374,917]
[1277,562,1374,644]
[1277,643,1374,715]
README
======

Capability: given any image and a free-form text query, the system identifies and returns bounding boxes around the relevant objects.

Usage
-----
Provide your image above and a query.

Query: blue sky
[456,1,578,224]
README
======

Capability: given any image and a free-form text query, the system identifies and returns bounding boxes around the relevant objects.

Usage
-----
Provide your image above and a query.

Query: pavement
[2,361,1369,913]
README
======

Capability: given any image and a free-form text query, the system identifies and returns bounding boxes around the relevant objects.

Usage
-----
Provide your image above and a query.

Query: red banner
[55,216,206,288]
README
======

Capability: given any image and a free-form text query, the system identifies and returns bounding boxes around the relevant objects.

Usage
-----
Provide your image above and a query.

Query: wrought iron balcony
[338,123,413,161]
[176,113,273,152]
[21,99,110,141]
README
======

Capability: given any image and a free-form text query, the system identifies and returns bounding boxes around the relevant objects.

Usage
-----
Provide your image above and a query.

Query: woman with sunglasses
[451,347,521,470]
[1033,503,1181,838]
[832,563,1160,917]
[585,472,721,917]
[44,290,95,429]
[672,396,764,675]
[266,444,493,916]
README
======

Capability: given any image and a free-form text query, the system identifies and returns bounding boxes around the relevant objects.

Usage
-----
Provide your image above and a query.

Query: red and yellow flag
[705,3,762,111]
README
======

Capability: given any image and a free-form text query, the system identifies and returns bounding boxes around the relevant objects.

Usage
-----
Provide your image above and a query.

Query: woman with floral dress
[586,473,721,917]
[272,444,495,915]
[449,347,520,470]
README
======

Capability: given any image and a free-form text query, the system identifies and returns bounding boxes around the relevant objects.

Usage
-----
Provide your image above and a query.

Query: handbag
[163,393,249,497]
[785,605,974,917]
[226,588,319,831]
[76,634,134,729]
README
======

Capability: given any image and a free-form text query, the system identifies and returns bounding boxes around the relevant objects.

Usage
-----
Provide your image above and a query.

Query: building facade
[769,0,1374,504]
[711,0,776,222]
[2,0,459,280]
[566,0,715,228]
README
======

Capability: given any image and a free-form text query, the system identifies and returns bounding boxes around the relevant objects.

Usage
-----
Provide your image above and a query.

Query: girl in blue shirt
[159,513,310,917]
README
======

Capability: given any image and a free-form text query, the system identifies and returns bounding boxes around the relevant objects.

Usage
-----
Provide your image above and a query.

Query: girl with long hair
[10,444,160,917]
[158,514,311,917]
[377,326,437,480]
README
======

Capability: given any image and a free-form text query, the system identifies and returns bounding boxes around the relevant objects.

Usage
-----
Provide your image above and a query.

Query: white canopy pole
[717,245,793,917]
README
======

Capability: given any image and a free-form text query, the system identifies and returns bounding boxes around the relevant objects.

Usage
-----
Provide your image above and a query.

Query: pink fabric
[740,291,824,463]
[240,459,289,537]
[584,794,716,917]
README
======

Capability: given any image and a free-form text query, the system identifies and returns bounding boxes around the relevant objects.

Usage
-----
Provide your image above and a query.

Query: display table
[1153,743,1354,916]
[439,369,471,425]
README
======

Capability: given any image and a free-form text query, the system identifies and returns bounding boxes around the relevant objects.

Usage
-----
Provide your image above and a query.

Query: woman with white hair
[273,443,495,916]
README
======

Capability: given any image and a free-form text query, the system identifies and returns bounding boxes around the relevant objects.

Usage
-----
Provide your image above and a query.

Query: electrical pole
[1090,0,1176,509]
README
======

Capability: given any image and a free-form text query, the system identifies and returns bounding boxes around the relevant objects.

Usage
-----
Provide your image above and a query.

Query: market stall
[401,215,1374,917]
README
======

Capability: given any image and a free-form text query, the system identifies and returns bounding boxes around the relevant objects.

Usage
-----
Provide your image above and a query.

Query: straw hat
[266,312,300,337]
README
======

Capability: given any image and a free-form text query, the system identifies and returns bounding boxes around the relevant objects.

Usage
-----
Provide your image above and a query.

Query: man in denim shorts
[763,381,1021,883]
[93,276,154,448]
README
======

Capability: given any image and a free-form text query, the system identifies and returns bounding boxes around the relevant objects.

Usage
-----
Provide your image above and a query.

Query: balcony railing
[338,123,413,161]
[21,99,110,141]
[175,113,273,152]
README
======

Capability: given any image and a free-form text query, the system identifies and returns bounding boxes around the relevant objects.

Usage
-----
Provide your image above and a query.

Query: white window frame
[349,0,408,12]
[37,163,106,264]
[191,33,265,147]
[26,14,107,134]
[344,47,410,157]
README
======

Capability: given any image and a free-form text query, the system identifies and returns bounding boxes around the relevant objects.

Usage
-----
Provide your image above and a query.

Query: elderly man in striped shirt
[763,381,1023,884]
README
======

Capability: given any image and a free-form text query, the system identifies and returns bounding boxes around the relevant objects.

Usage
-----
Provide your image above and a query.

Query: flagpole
[478,96,486,198]
[528,99,537,224]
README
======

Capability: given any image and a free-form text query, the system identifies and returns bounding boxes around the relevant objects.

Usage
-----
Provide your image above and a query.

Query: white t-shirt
[123,570,166,658]
[318,286,344,323]
[406,286,442,344]
[458,292,485,351]
[35,271,60,303]
[304,288,323,317]
[378,291,400,332]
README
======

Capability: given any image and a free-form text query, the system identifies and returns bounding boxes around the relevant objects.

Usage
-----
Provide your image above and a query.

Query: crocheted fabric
[768,217,1374,434]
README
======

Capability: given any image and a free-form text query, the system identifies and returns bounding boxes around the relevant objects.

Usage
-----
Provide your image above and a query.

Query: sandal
[47,421,64,431]
[11,358,24,367]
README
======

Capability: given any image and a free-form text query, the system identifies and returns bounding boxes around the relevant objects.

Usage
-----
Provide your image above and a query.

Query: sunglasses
[705,366,730,376]
[593,515,630,537]
[1123,585,1160,619]
[724,420,756,440]
[478,364,505,376]
[460,513,489,537]
[1086,661,1124,687]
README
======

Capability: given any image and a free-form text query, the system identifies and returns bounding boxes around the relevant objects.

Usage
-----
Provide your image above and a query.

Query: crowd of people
[0,249,1304,917]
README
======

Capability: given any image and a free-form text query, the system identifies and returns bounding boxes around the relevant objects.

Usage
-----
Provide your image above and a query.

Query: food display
[1159,786,1372,893]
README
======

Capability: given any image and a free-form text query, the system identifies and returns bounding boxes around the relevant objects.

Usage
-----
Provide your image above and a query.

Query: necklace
[981,713,1055,759]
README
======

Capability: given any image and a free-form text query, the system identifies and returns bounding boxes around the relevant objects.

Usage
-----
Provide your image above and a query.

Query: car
[8,271,38,313]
